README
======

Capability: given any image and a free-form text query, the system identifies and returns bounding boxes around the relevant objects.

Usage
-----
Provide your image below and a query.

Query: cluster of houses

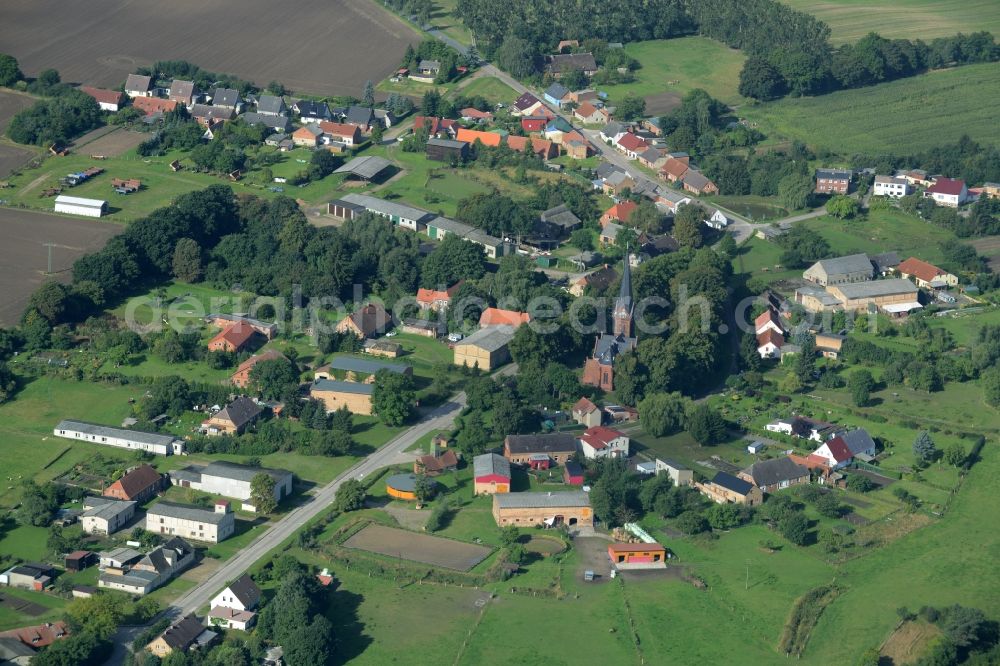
[816,168,995,208]
[794,251,960,315]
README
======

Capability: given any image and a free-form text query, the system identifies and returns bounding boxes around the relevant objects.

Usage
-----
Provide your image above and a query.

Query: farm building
[205,314,277,339]
[415,448,459,476]
[80,86,124,111]
[81,497,136,535]
[578,426,629,460]
[54,420,184,455]
[473,453,511,495]
[334,155,392,179]
[3,563,53,591]
[453,326,515,371]
[492,491,593,527]
[607,543,667,568]
[563,461,585,486]
[201,397,263,436]
[654,459,693,487]
[416,284,460,312]
[826,279,921,314]
[103,464,164,502]
[331,193,435,229]
[146,501,235,543]
[54,195,106,218]
[385,473,436,501]
[697,472,763,506]
[309,378,374,415]
[168,461,293,511]
[503,432,577,468]
[897,257,958,289]
[100,537,195,596]
[363,339,403,357]
[336,302,392,338]
[230,349,287,388]
[206,322,258,353]
[64,551,95,572]
[425,137,469,162]
[739,457,810,493]
[803,254,874,286]
[318,356,412,382]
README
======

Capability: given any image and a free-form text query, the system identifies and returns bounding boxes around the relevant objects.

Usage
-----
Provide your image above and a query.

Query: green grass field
[456,76,518,105]
[744,63,1000,154]
[597,37,746,108]
[780,0,1000,43]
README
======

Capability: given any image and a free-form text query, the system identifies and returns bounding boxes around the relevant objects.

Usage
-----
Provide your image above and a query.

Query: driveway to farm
[108,389,471,664]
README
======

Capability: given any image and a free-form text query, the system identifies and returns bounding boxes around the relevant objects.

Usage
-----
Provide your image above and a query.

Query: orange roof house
[506,135,558,159]
[231,349,287,389]
[103,464,163,502]
[132,97,178,116]
[0,621,70,649]
[336,302,391,339]
[600,201,638,226]
[456,128,503,147]
[318,121,362,144]
[479,308,531,328]
[207,322,258,353]
[659,157,690,182]
[460,107,493,121]
[416,283,460,311]
[897,257,958,288]
[80,86,124,111]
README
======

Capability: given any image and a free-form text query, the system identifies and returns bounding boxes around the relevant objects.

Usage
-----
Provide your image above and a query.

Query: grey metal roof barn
[311,379,374,395]
[810,254,874,280]
[740,458,809,488]
[460,326,516,353]
[504,432,577,455]
[473,453,511,479]
[328,356,409,376]
[146,501,230,525]
[494,491,591,509]
[55,420,180,447]
[834,279,917,299]
[340,192,433,222]
[201,461,292,484]
[540,204,582,230]
[334,156,394,180]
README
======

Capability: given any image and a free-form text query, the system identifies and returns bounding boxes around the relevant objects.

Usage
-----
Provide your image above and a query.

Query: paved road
[108,391,469,664]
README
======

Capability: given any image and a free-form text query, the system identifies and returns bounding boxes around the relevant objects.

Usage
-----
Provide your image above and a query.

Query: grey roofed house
[214,397,263,430]
[125,74,152,93]
[100,569,158,589]
[600,121,624,139]
[541,204,582,231]
[82,496,136,521]
[240,112,290,132]
[334,156,393,180]
[544,82,570,100]
[418,59,441,72]
[55,419,180,448]
[461,325,516,353]
[294,99,332,120]
[602,222,623,242]
[741,457,810,488]
[815,168,852,181]
[683,170,712,190]
[256,94,287,116]
[871,251,900,273]
[328,356,409,376]
[505,432,577,455]
[169,79,195,101]
[605,171,632,189]
[595,161,624,181]
[190,104,234,122]
[147,501,231,525]
[311,378,375,395]
[494,491,591,509]
[639,147,664,164]
[339,193,435,224]
[806,253,874,281]
[473,453,511,480]
[201,461,291,485]
[839,428,876,456]
[265,133,288,146]
[462,227,505,250]
[834,278,918,299]
[211,88,240,108]
[158,615,204,651]
[344,105,374,127]
[224,573,261,608]
[711,471,755,496]
[546,53,598,74]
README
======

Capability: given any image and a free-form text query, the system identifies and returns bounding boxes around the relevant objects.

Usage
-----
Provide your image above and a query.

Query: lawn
[0,523,50,562]
[429,0,474,47]
[0,586,67,631]
[596,37,746,109]
[456,76,518,105]
[779,0,1000,43]
[711,195,790,222]
[744,63,1000,154]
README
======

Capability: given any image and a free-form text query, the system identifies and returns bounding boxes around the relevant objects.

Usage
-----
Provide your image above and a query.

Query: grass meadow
[779,0,1000,43]
[457,76,518,105]
[744,63,1000,154]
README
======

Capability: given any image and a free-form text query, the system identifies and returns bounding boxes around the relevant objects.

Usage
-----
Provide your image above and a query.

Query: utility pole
[43,243,56,274]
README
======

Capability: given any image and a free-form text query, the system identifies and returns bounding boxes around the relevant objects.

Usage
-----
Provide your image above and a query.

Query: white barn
[168,461,293,512]
[54,420,185,455]
[54,195,107,218]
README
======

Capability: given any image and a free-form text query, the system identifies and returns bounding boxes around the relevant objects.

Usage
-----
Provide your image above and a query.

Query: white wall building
[54,420,184,456]
[145,501,235,543]
[54,195,107,218]
[873,175,911,198]
[168,461,293,512]
[578,426,630,460]
[81,497,136,535]
[654,458,693,486]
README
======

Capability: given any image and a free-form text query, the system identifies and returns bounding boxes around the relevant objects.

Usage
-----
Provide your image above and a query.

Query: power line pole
[43,243,56,274]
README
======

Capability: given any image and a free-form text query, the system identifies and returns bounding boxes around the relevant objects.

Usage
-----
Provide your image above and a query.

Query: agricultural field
[0,207,121,326]
[744,63,1000,155]
[779,0,1000,43]
[0,0,420,96]
[596,37,746,110]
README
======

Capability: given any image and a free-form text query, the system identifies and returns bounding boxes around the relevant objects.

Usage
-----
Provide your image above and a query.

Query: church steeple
[612,250,634,338]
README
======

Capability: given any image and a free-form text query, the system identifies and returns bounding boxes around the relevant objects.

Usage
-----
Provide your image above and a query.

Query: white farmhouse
[145,500,235,543]
[873,175,911,198]
[578,426,630,460]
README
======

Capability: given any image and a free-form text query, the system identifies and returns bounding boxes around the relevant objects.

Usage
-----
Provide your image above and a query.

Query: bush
[7,89,103,145]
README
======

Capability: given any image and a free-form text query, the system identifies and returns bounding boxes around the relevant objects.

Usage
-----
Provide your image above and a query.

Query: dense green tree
[638,472,674,512]
[249,357,299,400]
[372,370,415,426]
[421,234,486,288]
[779,511,810,545]
[686,404,726,445]
[15,482,59,526]
[676,510,710,534]
[495,35,538,79]
[826,195,860,219]
[778,172,815,211]
[913,431,937,465]
[589,459,641,527]
[707,502,750,529]
[738,56,787,100]
[171,238,203,282]
[943,443,966,467]
[250,473,277,514]
[849,368,875,407]
[334,478,366,512]
[672,208,704,249]
[0,54,22,86]
[638,392,688,437]
[615,93,646,121]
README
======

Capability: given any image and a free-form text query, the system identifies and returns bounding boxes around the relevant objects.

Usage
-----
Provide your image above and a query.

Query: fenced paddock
[343,524,491,571]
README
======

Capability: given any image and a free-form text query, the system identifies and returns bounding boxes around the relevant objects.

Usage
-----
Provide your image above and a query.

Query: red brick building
[103,464,164,503]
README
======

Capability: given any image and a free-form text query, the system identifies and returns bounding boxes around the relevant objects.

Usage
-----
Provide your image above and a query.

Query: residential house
[310,379,374,415]
[803,253,874,286]
[415,448,459,476]
[146,500,235,543]
[207,322,258,353]
[814,168,852,194]
[103,464,163,502]
[599,121,626,145]
[765,416,839,442]
[897,169,933,187]
[99,538,194,595]
[81,497,136,535]
[658,157,689,183]
[132,97,179,117]
[574,102,609,125]
[810,436,855,470]
[168,461,293,511]
[739,457,810,493]
[682,171,718,195]
[572,397,602,428]
[757,329,785,359]
[455,127,503,148]
[569,264,618,297]
[616,133,649,160]
[205,314,277,339]
[815,332,846,358]
[256,95,287,116]
[655,189,692,214]
[294,99,332,123]
[231,349,286,388]
[53,420,184,456]
[416,284,460,312]
[638,147,666,169]
[602,170,635,197]
[210,574,260,613]
[80,87,124,112]
[506,135,558,160]
[201,397,263,436]
[240,112,290,133]
[190,103,233,126]
[873,175,910,198]
[512,92,544,116]
[492,491,592,527]
[453,326,515,371]
[411,60,441,83]
[479,308,531,328]
[336,302,391,339]
[543,82,571,107]
[4,564,53,591]
[168,80,195,106]
[124,74,153,98]
[654,458,693,487]
[543,116,574,142]
[211,88,240,110]
[924,178,969,207]
[897,257,959,289]
[146,615,210,658]
[503,433,577,468]
[0,621,69,651]
[460,107,492,123]
[208,607,257,632]
[545,53,598,78]
[697,472,763,506]
[755,309,785,337]
[343,105,375,131]
[578,426,629,459]
[600,201,638,226]
[425,137,469,162]
[291,124,322,147]
[317,121,361,146]
[705,209,729,230]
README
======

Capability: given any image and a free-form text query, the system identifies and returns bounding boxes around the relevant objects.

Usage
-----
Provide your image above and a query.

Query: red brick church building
[582,255,637,392]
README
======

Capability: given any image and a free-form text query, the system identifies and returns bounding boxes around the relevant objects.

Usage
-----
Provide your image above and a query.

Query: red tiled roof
[80,86,123,106]
[416,284,459,305]
[414,116,458,135]
[602,200,638,223]
[0,621,70,649]
[617,133,648,151]
[209,322,256,350]
[660,158,689,179]
[460,107,492,119]
[575,101,599,118]
[418,449,459,472]
[573,397,598,414]
[897,257,948,283]
[456,128,503,147]
[755,309,783,332]
[521,117,547,132]
[232,349,285,378]
[479,308,531,327]
[105,464,161,500]
[926,177,965,196]
[757,328,784,349]
[318,121,360,139]
[506,135,554,157]
[131,97,178,116]
[580,425,624,450]
[820,436,854,463]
